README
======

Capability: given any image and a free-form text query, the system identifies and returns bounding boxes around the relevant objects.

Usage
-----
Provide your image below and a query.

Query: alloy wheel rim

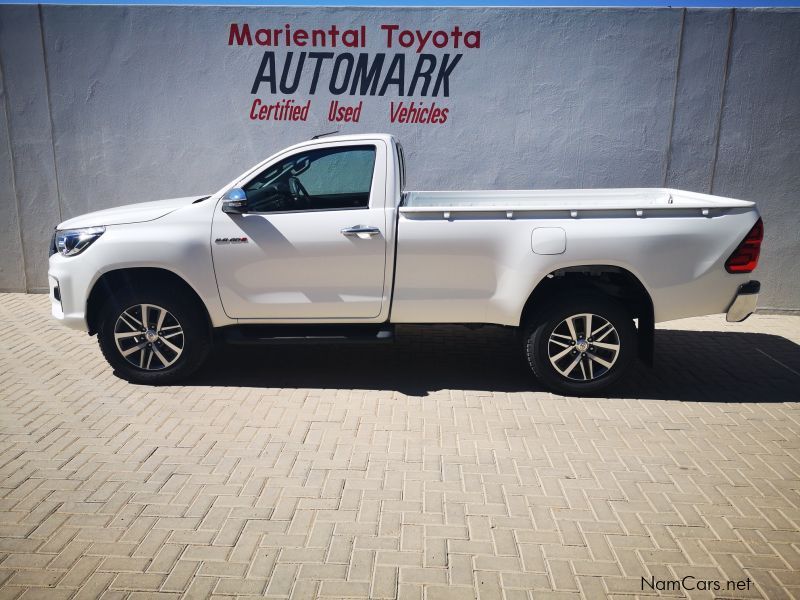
[547,313,620,381]
[114,304,184,370]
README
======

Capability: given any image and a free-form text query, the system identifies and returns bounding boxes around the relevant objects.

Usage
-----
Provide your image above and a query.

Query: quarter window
[243,145,376,213]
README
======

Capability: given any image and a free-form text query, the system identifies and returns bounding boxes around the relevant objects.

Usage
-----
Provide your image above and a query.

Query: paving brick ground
[0,292,798,600]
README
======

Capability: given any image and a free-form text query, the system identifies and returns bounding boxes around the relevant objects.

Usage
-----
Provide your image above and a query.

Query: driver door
[211,142,388,320]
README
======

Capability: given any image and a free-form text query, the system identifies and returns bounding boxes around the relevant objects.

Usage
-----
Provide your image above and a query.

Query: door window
[243,145,376,213]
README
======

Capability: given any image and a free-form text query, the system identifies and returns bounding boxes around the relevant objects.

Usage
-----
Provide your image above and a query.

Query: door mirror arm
[222,188,249,214]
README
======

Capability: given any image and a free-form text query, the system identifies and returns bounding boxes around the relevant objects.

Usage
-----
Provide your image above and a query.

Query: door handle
[341,225,381,239]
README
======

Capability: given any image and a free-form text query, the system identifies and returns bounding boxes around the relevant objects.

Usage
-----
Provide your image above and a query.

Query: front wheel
[523,296,637,395]
[97,289,211,385]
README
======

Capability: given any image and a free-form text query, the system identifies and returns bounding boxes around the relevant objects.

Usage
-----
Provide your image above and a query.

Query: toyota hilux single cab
[48,133,763,394]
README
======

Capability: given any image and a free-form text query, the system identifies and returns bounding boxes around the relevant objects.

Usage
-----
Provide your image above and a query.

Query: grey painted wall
[0,5,797,310]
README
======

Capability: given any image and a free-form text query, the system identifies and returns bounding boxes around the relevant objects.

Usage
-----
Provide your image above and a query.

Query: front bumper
[49,255,92,331]
[726,280,760,322]
[48,275,64,319]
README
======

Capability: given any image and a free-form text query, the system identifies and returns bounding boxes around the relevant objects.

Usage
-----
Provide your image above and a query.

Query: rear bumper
[726,280,760,322]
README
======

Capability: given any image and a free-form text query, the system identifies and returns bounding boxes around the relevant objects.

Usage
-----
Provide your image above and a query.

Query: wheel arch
[86,267,212,337]
[520,265,655,366]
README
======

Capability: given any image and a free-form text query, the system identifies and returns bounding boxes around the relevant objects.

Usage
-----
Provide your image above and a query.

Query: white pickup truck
[48,133,763,394]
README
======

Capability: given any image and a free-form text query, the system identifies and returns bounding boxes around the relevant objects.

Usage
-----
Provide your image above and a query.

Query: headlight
[54,226,105,257]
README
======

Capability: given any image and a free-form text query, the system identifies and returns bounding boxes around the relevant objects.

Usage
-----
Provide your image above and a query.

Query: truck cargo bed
[401,188,754,215]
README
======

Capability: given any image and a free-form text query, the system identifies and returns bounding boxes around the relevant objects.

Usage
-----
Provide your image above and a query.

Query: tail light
[725,218,763,273]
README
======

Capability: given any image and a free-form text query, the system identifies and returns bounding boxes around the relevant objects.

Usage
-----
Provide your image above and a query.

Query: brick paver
[0,292,798,599]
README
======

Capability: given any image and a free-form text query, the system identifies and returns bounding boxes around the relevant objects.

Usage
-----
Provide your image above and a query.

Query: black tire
[523,295,637,395]
[97,288,211,385]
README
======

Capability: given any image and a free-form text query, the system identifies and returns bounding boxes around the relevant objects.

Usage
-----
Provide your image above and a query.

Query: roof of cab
[284,133,397,152]
[310,132,395,141]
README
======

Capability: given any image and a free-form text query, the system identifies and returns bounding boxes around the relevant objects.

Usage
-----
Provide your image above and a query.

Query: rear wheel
[523,296,637,395]
[97,289,211,385]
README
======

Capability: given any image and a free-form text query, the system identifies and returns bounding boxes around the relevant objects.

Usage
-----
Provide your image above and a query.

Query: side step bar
[221,323,395,345]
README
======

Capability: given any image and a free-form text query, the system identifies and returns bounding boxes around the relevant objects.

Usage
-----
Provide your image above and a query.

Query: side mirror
[222,188,248,214]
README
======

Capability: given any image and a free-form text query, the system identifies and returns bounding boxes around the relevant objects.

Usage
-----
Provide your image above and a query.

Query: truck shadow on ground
[194,326,800,402]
